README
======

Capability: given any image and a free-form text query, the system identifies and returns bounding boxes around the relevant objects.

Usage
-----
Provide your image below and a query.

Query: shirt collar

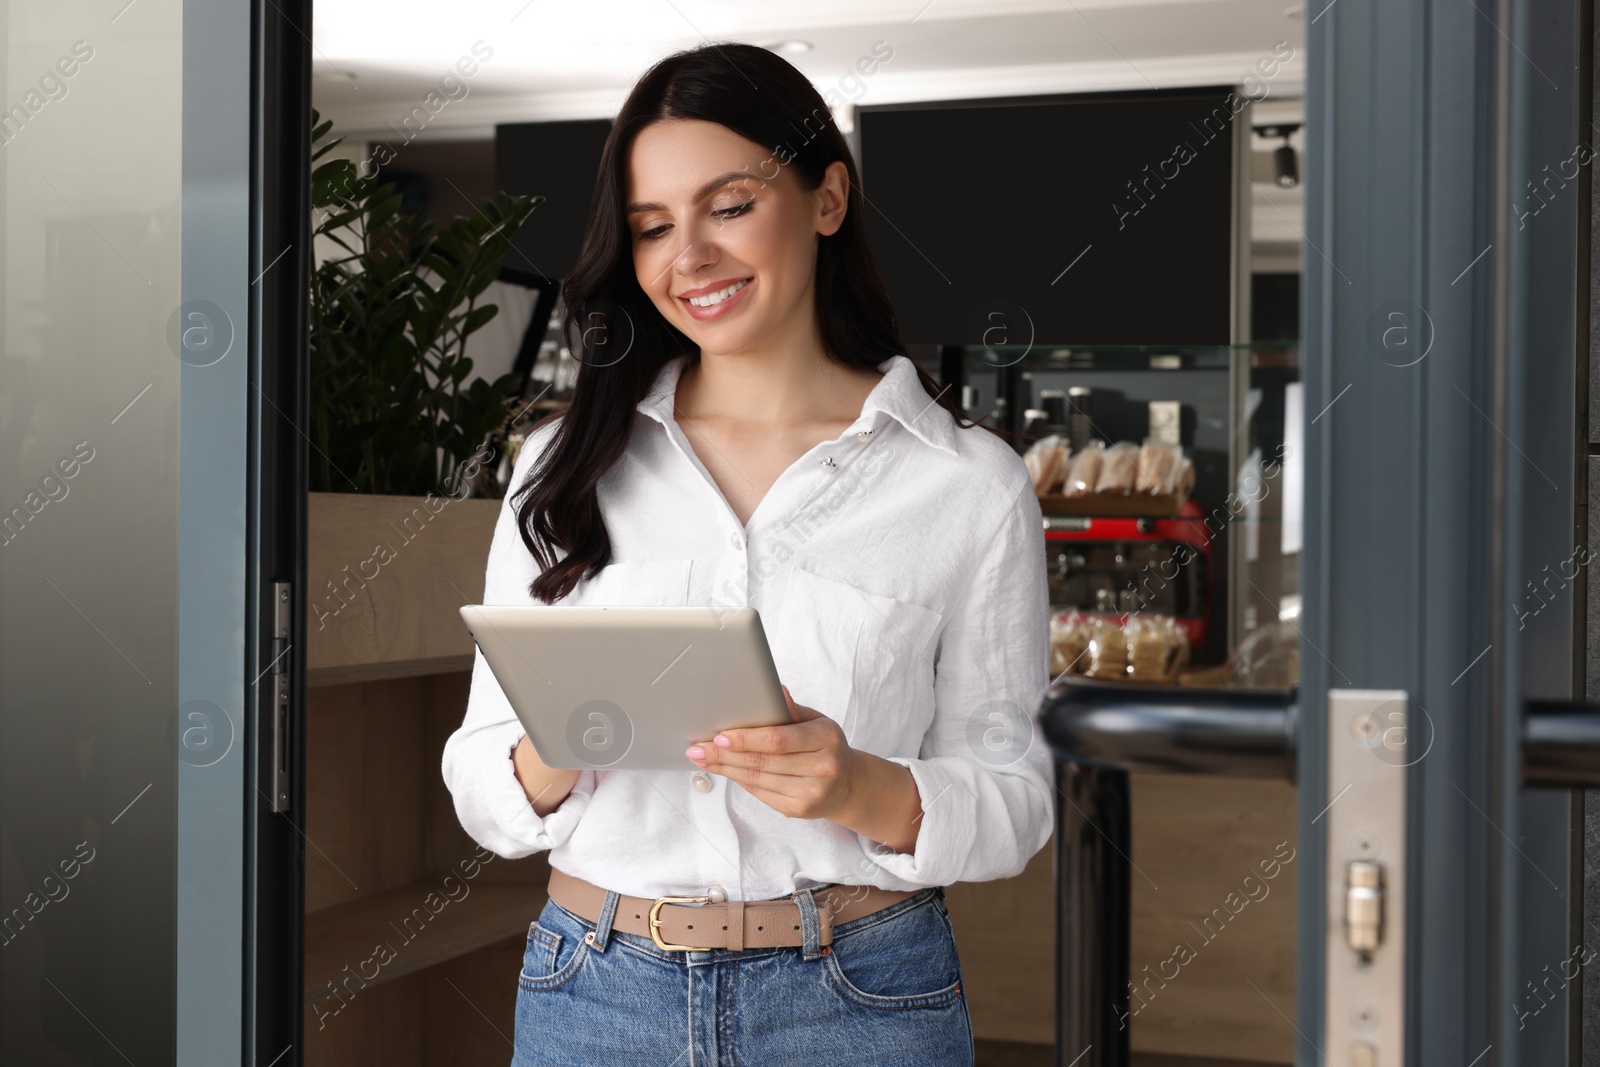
[635,353,959,456]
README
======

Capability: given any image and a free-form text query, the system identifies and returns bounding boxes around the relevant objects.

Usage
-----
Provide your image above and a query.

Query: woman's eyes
[638,200,754,242]
[714,200,756,223]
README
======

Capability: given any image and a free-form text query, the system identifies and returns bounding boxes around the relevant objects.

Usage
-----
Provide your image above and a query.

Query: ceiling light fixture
[1255,123,1302,189]
[1274,141,1299,188]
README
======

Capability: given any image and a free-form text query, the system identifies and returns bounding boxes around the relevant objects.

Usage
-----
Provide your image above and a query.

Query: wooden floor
[974,1042,1286,1067]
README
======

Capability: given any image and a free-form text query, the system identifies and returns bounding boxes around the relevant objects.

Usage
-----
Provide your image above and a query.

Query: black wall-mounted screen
[495,118,613,280]
[857,87,1239,347]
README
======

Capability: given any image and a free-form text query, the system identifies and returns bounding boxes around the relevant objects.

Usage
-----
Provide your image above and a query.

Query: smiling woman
[441,38,1054,1067]
[505,42,978,608]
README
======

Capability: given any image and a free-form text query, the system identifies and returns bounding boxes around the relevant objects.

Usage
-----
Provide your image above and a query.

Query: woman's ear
[814,159,850,238]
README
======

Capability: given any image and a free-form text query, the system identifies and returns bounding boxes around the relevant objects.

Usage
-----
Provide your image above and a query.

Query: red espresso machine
[1042,502,1214,652]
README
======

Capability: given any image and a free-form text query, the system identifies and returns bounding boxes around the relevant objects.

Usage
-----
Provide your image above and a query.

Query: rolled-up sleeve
[856,474,1056,885]
[440,422,595,859]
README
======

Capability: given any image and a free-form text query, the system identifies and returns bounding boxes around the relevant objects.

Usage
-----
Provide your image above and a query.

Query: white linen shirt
[440,352,1056,900]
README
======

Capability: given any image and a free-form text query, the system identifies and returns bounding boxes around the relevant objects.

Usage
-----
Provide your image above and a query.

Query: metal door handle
[1522,699,1600,787]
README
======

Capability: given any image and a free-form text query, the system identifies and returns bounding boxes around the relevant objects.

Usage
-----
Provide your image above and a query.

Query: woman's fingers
[685,706,837,771]
[683,695,854,818]
[692,743,840,778]
[694,706,828,756]
[681,695,863,819]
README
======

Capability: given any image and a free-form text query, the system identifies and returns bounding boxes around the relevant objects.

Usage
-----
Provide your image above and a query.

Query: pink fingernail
[687,746,705,759]
[714,735,731,747]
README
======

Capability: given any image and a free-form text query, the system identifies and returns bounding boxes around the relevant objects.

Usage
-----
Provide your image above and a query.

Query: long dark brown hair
[514,40,974,603]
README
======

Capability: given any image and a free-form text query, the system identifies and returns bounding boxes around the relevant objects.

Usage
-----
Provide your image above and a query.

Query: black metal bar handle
[1038,678,1298,1067]
[1523,699,1600,787]
[1041,677,1299,783]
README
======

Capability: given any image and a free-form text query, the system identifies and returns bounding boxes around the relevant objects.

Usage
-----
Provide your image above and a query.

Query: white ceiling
[311,0,1306,263]
[312,0,1305,133]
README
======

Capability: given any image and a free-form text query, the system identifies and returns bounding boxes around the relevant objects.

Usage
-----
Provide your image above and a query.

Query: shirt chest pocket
[771,565,944,756]
[570,557,693,607]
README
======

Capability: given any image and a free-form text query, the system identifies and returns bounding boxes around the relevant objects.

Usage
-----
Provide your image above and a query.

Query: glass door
[0,2,307,1063]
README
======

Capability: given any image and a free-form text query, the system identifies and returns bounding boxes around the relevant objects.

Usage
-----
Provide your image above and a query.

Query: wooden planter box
[306,491,502,687]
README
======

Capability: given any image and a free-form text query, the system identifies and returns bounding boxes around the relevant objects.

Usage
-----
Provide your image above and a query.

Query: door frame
[243,0,313,1065]
[1299,0,1586,1062]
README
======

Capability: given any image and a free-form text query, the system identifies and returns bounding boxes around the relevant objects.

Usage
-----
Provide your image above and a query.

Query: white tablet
[459,604,793,770]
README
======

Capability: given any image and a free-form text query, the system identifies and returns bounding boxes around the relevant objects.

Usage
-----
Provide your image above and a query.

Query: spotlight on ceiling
[1255,123,1302,189]
[768,40,814,54]
[1274,143,1298,188]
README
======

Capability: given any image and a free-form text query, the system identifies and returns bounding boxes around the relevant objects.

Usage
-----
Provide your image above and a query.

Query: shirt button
[692,772,712,792]
[820,456,836,469]
[707,883,727,902]
[729,531,742,550]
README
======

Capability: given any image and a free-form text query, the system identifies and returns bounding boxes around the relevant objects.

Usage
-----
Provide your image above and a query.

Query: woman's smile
[677,275,755,322]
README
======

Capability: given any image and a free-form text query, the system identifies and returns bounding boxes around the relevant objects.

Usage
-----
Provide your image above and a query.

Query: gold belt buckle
[648,895,714,951]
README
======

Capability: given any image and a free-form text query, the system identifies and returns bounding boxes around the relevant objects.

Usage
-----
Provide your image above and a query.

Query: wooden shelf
[301,494,541,1062]
[307,653,474,689]
[304,878,543,1005]
[1036,491,1190,516]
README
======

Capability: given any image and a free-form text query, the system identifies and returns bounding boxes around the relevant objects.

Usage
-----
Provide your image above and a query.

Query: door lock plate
[1326,690,1407,1066]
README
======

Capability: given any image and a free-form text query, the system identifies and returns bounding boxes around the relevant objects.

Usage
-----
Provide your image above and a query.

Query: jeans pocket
[519,906,591,991]
[521,921,561,980]
[822,893,965,1010]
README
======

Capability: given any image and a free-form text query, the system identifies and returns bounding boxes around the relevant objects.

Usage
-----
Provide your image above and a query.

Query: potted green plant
[308,108,540,496]
[305,109,543,682]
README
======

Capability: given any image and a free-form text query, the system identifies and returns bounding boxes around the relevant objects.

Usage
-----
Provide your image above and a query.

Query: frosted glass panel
[0,3,187,1062]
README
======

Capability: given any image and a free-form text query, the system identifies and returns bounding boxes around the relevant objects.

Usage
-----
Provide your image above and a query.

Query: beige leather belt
[547,865,923,952]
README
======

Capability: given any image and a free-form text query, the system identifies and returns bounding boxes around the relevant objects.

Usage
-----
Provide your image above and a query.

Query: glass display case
[930,341,1301,687]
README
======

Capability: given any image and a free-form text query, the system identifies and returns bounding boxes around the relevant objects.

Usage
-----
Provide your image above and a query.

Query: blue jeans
[512,883,974,1066]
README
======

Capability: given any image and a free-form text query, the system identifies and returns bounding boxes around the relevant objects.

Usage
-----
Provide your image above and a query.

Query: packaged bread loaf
[1023,437,1047,489]
[1024,435,1069,494]
[1039,442,1067,493]
[1168,455,1195,498]
[1135,439,1181,494]
[1049,611,1091,676]
[1063,440,1106,496]
[1125,614,1191,682]
[1166,616,1191,678]
[1093,440,1141,495]
[1083,616,1129,680]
